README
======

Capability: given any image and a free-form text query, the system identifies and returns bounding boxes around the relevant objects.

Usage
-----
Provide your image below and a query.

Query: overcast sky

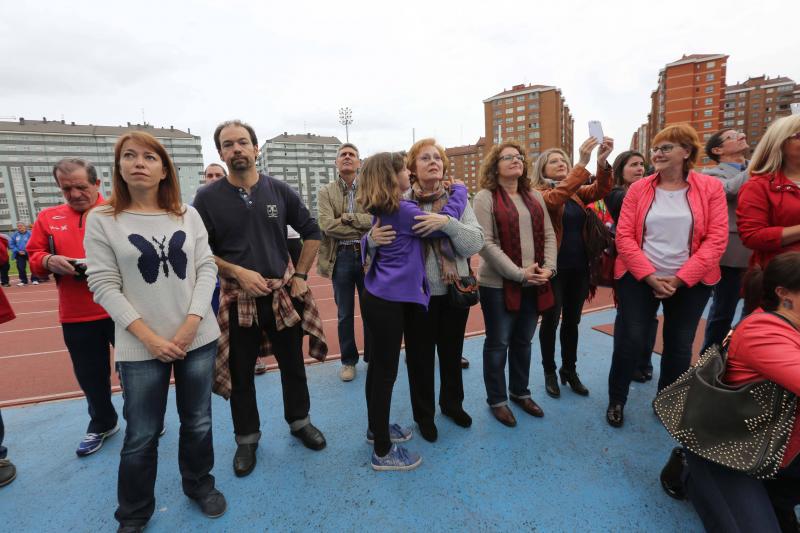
[3,0,799,168]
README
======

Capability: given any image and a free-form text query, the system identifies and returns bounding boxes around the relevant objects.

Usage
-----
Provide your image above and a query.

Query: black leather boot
[559,368,589,396]
[660,447,688,500]
[544,372,560,398]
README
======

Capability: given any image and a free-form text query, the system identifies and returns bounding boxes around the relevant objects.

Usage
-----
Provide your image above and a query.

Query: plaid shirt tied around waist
[213,263,328,399]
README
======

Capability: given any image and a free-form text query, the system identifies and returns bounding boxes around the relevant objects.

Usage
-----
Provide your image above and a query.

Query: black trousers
[404,294,469,421]
[0,261,9,285]
[362,290,415,456]
[539,267,590,373]
[62,318,118,434]
[228,294,310,438]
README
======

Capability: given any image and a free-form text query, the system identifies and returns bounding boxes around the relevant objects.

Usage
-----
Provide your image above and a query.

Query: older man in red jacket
[27,158,119,457]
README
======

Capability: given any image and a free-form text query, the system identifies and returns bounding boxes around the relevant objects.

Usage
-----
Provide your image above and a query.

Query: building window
[505,117,513,123]
[704,109,713,117]
[516,96,525,102]
[516,126,524,131]
[505,108,513,114]
[516,116,525,122]
[737,119,745,125]
[724,111,734,118]
[506,127,514,133]
[705,97,714,105]
[528,103,538,110]
[766,88,774,93]
[706,61,715,68]
[739,93,746,99]
[705,73,715,81]
[703,121,712,129]
[705,85,714,93]
[528,132,540,139]
[516,105,525,111]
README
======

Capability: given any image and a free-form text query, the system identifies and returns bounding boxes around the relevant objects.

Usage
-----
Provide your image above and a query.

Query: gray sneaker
[371,444,422,471]
[340,364,356,382]
[366,423,412,444]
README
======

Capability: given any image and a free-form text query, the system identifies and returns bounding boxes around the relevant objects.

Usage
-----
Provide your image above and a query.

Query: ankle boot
[559,368,589,396]
[544,372,560,398]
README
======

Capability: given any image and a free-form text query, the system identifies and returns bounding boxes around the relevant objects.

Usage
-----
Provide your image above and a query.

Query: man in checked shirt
[317,143,373,382]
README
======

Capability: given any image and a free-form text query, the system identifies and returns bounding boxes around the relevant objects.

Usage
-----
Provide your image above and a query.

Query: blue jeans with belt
[480,286,540,407]
[115,340,218,527]
[332,245,370,365]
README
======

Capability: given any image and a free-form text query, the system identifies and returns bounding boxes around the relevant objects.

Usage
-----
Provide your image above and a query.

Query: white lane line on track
[4,298,59,304]
[0,349,67,360]
[0,325,62,334]
[10,310,58,316]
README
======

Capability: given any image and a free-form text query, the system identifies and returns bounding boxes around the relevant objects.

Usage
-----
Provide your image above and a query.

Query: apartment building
[724,75,800,149]
[483,84,574,162]
[0,118,204,231]
[256,132,342,218]
[445,137,486,193]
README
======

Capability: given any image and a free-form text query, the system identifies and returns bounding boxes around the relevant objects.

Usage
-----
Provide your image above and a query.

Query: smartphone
[589,121,604,143]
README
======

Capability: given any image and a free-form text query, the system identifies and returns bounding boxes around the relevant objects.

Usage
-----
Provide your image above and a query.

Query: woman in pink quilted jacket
[606,124,728,428]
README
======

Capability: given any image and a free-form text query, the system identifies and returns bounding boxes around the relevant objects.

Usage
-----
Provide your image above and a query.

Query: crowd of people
[1,114,799,532]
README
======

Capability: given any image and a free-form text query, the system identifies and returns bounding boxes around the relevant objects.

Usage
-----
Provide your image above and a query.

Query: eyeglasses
[722,131,745,142]
[499,154,525,162]
[650,144,675,155]
[418,154,442,163]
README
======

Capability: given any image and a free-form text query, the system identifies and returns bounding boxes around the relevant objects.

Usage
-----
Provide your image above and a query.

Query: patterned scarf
[409,181,460,284]
[491,186,554,312]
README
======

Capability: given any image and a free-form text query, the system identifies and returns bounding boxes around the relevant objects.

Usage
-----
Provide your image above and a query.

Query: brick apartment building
[482,84,574,162]
[633,54,729,156]
[723,75,800,150]
[445,137,486,193]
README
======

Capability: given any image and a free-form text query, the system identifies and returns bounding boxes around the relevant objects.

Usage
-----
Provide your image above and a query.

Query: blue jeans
[332,246,370,365]
[607,274,712,405]
[685,451,800,532]
[115,341,218,527]
[0,409,6,459]
[480,286,540,407]
[702,266,745,353]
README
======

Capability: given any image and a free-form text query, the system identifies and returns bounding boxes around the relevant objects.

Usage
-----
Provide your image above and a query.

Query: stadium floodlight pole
[338,107,353,142]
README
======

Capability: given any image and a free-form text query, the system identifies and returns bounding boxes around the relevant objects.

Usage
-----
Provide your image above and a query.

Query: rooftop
[665,53,727,67]
[483,83,557,103]
[445,137,486,157]
[266,132,342,145]
[726,75,796,92]
[0,118,196,138]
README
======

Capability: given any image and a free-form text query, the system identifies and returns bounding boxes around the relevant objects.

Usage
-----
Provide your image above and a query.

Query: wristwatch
[293,272,308,281]
[549,269,557,279]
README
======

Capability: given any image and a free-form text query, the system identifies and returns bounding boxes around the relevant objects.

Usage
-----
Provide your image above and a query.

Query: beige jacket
[316,177,373,278]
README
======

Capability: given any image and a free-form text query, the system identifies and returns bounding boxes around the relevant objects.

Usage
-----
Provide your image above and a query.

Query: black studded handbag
[652,313,798,479]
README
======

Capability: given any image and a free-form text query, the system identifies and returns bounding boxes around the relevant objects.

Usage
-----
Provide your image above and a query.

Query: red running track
[0,269,614,407]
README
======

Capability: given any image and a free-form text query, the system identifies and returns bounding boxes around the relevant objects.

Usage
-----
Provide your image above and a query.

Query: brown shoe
[510,396,544,417]
[490,405,517,427]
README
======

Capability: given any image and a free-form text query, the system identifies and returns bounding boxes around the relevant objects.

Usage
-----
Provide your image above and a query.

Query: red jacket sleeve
[615,181,656,281]
[736,178,784,252]
[729,316,800,396]
[27,214,52,278]
[676,179,728,287]
[0,237,7,266]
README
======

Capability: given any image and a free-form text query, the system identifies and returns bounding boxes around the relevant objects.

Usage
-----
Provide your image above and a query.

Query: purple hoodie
[361,184,467,307]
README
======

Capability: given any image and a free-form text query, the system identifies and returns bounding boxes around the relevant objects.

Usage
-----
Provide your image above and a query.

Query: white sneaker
[16,282,26,287]
[31,280,39,285]
[340,364,356,382]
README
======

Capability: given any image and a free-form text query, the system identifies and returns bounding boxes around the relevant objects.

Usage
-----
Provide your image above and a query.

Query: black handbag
[448,273,479,308]
[652,314,798,479]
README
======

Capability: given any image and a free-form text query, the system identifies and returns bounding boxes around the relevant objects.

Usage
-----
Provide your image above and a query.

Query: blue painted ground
[0,308,705,532]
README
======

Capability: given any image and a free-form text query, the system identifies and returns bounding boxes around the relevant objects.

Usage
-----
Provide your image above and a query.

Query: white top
[643,187,692,277]
[84,205,220,362]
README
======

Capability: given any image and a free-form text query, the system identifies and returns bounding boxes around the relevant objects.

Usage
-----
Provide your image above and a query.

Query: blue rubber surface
[0,308,705,532]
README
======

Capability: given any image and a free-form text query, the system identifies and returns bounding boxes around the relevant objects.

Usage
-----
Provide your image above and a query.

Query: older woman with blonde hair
[737,114,800,312]
[473,140,556,426]
[606,124,727,428]
[530,138,614,399]
[401,138,484,441]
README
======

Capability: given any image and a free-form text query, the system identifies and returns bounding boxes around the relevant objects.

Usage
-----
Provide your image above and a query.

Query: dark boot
[544,372,560,398]
[660,447,688,500]
[559,368,589,396]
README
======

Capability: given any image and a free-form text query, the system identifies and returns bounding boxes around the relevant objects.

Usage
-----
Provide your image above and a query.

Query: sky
[2,0,799,169]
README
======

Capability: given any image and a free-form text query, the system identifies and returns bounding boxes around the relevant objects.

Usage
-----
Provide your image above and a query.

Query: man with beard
[194,120,327,478]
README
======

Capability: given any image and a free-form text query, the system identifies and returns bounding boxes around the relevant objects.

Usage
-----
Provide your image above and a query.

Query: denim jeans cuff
[509,392,531,400]
[289,416,310,432]
[489,400,508,408]
[235,431,261,445]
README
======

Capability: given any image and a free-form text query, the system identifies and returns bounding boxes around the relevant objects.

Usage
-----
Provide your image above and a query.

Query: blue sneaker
[76,423,120,457]
[371,444,422,471]
[366,423,412,444]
